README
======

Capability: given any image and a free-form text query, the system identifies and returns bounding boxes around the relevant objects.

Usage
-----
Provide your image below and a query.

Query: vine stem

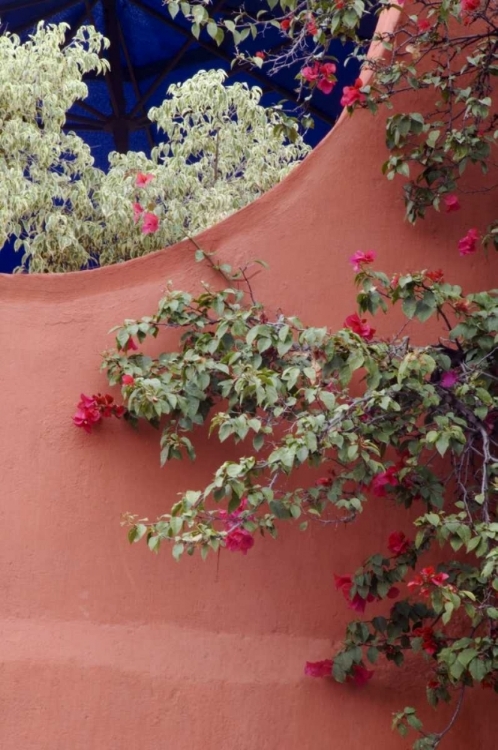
[433,686,465,747]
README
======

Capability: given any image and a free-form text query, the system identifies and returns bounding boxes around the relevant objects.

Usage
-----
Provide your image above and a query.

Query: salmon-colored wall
[1,24,497,749]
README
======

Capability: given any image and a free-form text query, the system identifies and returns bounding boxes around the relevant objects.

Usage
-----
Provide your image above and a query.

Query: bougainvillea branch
[164,0,498,252]
[72,251,498,747]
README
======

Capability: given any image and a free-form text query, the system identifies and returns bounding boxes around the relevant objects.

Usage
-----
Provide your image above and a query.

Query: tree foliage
[0,23,309,272]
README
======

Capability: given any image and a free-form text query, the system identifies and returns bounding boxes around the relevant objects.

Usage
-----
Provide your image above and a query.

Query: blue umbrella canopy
[0,0,376,272]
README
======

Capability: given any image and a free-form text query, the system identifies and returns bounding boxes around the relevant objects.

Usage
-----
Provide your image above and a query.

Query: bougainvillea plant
[164,0,498,251]
[75,249,498,747]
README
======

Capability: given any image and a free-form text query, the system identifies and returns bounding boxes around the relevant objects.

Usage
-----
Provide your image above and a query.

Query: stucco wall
[1,39,497,749]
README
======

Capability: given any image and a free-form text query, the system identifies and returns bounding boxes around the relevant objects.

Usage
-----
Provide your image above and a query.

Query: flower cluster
[407,567,450,598]
[300,61,337,95]
[73,394,126,433]
[218,498,255,555]
[304,659,373,686]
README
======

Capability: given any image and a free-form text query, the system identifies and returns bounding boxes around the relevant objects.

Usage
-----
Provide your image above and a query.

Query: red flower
[73,399,101,433]
[122,374,135,386]
[349,665,374,687]
[440,370,459,388]
[255,51,265,60]
[301,63,321,82]
[444,194,460,212]
[306,15,318,35]
[225,528,254,555]
[417,18,431,32]
[412,626,440,656]
[425,269,444,283]
[132,202,143,223]
[344,313,375,341]
[142,212,159,235]
[315,476,333,488]
[280,17,291,31]
[123,337,138,352]
[458,227,479,256]
[304,659,333,677]
[349,250,376,272]
[301,61,336,95]
[73,393,125,433]
[370,466,398,497]
[334,574,374,612]
[461,0,480,10]
[340,79,366,108]
[387,586,400,599]
[388,531,411,556]
[135,172,154,187]
[408,567,449,597]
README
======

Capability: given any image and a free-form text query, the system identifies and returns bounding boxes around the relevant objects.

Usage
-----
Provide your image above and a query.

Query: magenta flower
[344,313,376,341]
[444,194,460,213]
[132,202,143,223]
[340,79,366,108]
[135,172,154,187]
[225,528,254,555]
[388,531,411,556]
[440,370,459,388]
[458,228,479,256]
[122,374,135,386]
[349,250,376,272]
[141,212,159,235]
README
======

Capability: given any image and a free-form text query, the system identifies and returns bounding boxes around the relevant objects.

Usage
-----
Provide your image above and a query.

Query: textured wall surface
[1,22,497,749]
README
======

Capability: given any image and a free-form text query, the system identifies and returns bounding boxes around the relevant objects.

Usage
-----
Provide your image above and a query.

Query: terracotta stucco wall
[1,34,497,748]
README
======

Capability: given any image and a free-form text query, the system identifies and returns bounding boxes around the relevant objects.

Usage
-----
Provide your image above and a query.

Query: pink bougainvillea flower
[317,77,335,95]
[73,405,101,433]
[123,337,138,352]
[340,79,366,108]
[122,374,135,386]
[349,592,375,613]
[304,659,333,677]
[388,531,411,556]
[135,172,154,187]
[254,51,265,60]
[444,194,460,212]
[387,586,400,599]
[225,528,254,555]
[458,227,479,256]
[280,17,292,31]
[370,466,399,497]
[315,476,333,488]
[301,61,336,94]
[132,202,144,223]
[344,313,375,341]
[141,212,159,235]
[349,250,376,272]
[334,574,353,596]
[301,62,321,82]
[440,370,459,388]
[73,392,125,433]
[335,574,374,612]
[349,665,374,687]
